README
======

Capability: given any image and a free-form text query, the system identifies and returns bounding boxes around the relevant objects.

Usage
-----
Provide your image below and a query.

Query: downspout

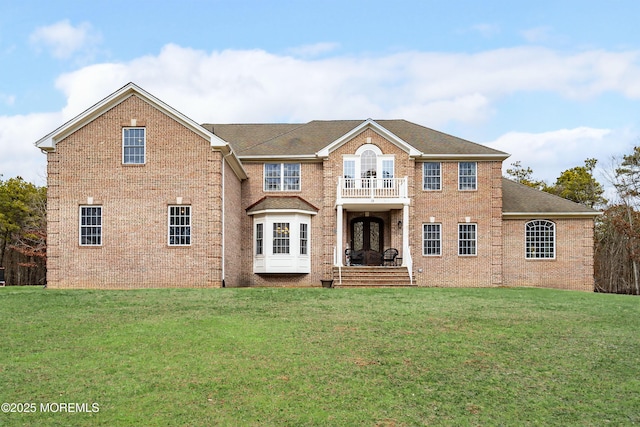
[221,152,225,287]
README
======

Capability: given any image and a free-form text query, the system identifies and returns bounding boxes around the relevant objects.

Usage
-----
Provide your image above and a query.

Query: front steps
[332,266,416,287]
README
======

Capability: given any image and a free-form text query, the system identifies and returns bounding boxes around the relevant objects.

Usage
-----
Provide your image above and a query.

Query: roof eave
[416,153,511,161]
[316,119,421,158]
[502,211,602,218]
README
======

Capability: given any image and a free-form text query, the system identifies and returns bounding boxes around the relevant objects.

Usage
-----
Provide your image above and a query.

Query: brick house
[35,83,599,290]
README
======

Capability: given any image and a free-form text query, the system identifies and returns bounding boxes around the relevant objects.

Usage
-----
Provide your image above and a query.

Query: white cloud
[470,23,500,38]
[287,42,340,58]
[51,44,640,124]
[0,93,15,106]
[0,112,61,186]
[29,20,101,59]
[521,26,553,43]
[5,43,640,185]
[484,127,637,185]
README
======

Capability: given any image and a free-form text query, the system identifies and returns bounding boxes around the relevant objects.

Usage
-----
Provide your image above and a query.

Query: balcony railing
[337,177,408,201]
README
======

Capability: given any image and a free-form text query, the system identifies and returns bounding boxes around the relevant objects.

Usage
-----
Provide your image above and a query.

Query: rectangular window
[423,162,441,190]
[300,223,308,255]
[80,206,102,246]
[382,159,394,188]
[168,206,191,246]
[256,223,263,255]
[459,162,477,190]
[423,223,441,256]
[123,128,146,164]
[458,223,477,256]
[264,163,300,191]
[343,160,356,188]
[273,222,290,254]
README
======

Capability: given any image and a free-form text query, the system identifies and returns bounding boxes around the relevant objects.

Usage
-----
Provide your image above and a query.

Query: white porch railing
[338,177,407,200]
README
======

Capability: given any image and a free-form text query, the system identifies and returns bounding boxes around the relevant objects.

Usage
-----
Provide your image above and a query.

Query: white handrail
[338,177,407,199]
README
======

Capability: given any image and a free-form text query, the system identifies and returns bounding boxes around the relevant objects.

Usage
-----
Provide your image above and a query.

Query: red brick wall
[223,158,243,287]
[46,95,224,288]
[410,160,503,287]
[502,218,595,291]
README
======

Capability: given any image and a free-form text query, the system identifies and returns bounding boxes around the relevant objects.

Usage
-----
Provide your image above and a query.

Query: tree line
[0,177,46,285]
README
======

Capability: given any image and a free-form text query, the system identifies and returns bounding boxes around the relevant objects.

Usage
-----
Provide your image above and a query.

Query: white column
[402,204,409,266]
[336,204,343,266]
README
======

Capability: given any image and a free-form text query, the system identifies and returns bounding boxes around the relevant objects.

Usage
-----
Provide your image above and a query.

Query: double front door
[350,217,383,266]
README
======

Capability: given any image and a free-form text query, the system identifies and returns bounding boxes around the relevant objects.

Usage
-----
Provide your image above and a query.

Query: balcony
[336,177,409,209]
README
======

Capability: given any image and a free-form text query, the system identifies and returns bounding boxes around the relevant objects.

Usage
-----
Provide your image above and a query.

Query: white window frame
[458,223,477,256]
[458,162,477,191]
[343,144,395,187]
[79,206,102,246]
[423,162,442,191]
[123,127,146,165]
[300,223,308,255]
[255,223,264,255]
[168,205,191,246]
[263,163,301,192]
[525,220,556,259]
[422,223,442,256]
[252,213,311,273]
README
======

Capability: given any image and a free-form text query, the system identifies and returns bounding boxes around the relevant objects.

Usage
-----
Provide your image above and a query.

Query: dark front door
[350,217,384,266]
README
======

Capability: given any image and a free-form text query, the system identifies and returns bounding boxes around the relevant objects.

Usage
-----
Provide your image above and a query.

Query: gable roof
[35,82,247,179]
[502,178,601,217]
[204,119,509,160]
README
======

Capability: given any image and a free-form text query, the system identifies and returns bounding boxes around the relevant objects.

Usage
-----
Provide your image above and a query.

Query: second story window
[123,128,146,164]
[264,163,300,191]
[423,162,441,190]
[459,162,477,190]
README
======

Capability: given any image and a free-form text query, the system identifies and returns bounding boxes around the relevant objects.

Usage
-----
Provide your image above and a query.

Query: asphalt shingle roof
[203,120,507,157]
[501,178,599,215]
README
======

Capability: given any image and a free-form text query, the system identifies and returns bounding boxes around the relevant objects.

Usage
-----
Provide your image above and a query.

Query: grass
[0,286,638,426]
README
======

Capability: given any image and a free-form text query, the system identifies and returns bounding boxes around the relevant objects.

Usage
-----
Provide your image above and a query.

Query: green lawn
[0,286,638,426]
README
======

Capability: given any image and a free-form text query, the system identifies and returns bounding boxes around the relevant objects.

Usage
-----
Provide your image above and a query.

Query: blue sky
[2,0,640,191]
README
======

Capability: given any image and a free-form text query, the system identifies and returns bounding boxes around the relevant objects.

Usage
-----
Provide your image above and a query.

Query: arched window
[360,150,377,179]
[525,220,555,259]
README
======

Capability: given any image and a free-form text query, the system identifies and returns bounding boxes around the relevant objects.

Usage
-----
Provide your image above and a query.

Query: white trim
[503,212,601,218]
[316,119,421,157]
[247,208,318,216]
[263,163,301,192]
[458,223,478,256]
[122,127,146,165]
[221,158,225,283]
[79,205,103,247]
[252,213,312,273]
[525,219,556,260]
[416,153,510,160]
[167,205,192,246]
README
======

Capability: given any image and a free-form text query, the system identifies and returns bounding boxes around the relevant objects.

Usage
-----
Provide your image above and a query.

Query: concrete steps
[332,266,416,287]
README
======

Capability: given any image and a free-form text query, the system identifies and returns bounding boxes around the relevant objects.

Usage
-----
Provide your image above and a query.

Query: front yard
[0,286,638,426]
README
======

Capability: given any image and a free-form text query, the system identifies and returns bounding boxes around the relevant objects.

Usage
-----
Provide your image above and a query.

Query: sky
[1,0,640,192]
